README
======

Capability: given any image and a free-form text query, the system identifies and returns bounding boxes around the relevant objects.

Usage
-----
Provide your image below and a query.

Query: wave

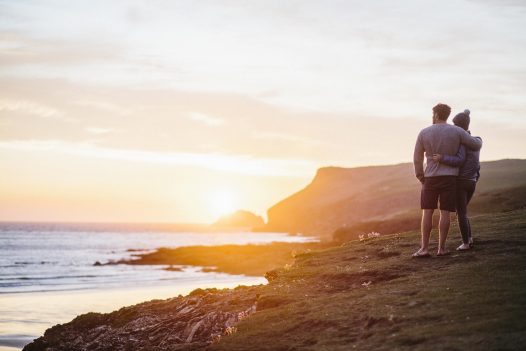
[0,221,209,233]
[13,261,59,265]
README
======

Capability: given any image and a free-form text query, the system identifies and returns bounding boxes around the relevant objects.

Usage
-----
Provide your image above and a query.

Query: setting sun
[209,189,239,219]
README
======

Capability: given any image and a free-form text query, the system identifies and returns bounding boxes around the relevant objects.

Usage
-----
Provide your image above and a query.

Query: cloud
[0,139,316,177]
[0,31,119,67]
[187,112,224,127]
[0,99,75,122]
[253,131,328,146]
[73,101,133,116]
[1,1,525,115]
[469,0,526,8]
[85,127,113,134]
[2,75,525,169]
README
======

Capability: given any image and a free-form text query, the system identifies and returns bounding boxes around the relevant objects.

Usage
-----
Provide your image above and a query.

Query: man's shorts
[421,176,457,212]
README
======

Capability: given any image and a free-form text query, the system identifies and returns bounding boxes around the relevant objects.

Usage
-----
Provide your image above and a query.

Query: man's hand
[432,154,442,163]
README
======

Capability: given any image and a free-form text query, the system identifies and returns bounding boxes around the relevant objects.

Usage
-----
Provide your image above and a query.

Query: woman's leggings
[456,179,476,244]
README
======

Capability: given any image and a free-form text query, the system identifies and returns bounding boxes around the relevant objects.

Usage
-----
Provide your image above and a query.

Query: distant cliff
[212,210,264,229]
[265,159,526,237]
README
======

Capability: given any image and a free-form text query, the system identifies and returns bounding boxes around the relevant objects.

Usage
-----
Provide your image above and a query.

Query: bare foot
[436,248,450,256]
[412,249,430,258]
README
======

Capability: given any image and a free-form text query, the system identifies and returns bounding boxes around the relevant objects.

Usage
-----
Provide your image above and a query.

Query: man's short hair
[432,103,451,121]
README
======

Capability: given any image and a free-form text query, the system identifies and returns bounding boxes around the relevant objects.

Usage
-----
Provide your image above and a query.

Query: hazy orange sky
[1,1,526,223]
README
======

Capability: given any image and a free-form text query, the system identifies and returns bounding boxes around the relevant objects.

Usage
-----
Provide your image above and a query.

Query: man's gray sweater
[413,123,483,182]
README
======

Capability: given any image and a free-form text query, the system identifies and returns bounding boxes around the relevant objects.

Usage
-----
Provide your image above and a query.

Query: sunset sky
[1,0,526,223]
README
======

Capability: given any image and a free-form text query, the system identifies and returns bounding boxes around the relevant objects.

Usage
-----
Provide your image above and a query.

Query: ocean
[0,222,315,350]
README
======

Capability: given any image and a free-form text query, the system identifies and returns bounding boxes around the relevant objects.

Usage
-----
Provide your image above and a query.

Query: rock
[264,269,280,282]
[163,265,183,272]
[212,210,265,229]
[23,287,260,351]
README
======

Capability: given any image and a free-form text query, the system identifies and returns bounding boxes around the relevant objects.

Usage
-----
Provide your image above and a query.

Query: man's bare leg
[438,210,451,255]
[415,209,434,255]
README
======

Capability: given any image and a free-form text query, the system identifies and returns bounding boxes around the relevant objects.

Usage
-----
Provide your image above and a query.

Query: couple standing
[413,103,482,257]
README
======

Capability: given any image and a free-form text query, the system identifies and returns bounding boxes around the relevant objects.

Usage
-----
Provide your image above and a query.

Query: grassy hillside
[265,159,526,238]
[210,209,526,351]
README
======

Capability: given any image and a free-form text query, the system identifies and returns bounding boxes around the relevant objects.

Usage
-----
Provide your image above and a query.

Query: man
[412,103,482,257]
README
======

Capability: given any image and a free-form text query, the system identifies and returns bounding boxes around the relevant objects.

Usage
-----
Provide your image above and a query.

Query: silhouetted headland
[211,210,265,230]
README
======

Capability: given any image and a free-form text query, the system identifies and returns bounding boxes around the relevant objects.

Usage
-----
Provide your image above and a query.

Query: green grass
[208,209,526,351]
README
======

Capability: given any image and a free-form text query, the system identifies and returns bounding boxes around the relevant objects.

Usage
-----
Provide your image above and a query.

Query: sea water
[0,222,315,350]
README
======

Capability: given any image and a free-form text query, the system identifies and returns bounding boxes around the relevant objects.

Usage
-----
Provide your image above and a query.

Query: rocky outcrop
[212,210,265,229]
[23,287,260,351]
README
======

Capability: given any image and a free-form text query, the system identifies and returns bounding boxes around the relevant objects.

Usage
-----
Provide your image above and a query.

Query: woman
[432,109,482,251]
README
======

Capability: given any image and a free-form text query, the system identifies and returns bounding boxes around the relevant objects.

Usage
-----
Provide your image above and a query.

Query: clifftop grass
[209,209,526,351]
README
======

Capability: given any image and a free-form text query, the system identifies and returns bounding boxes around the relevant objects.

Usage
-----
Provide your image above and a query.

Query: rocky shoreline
[23,286,262,351]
